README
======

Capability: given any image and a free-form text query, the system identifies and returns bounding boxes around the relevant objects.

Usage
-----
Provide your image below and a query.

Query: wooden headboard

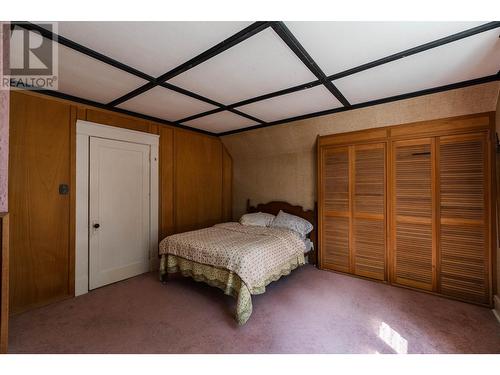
[246,199,318,265]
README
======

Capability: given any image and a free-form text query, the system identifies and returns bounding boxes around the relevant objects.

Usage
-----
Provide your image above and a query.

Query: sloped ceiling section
[9,21,500,135]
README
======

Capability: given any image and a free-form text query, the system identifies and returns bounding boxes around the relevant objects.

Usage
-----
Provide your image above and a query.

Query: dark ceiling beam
[107,82,157,107]
[12,21,500,135]
[160,82,223,107]
[108,21,272,107]
[219,73,499,136]
[10,82,218,136]
[10,22,224,135]
[228,79,323,108]
[228,109,266,124]
[199,21,500,118]
[178,108,225,123]
[217,21,500,113]
[270,21,350,107]
[155,21,271,83]
[328,21,500,81]
[12,22,155,82]
[221,21,500,114]
[12,21,266,127]
[161,82,266,124]
[178,106,265,125]
[177,79,323,123]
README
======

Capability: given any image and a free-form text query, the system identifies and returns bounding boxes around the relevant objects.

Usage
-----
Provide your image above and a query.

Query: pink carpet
[8,265,500,353]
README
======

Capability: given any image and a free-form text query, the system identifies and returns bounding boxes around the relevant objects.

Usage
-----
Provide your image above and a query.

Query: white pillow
[239,212,275,227]
[270,210,313,239]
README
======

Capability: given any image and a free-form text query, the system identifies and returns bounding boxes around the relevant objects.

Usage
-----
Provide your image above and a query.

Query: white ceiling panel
[58,45,148,103]
[333,28,500,105]
[168,28,318,104]
[183,111,260,133]
[8,34,147,103]
[51,22,252,77]
[237,85,342,122]
[285,21,485,76]
[116,86,218,121]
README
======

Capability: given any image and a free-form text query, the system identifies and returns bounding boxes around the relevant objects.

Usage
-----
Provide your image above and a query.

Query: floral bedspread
[159,223,306,324]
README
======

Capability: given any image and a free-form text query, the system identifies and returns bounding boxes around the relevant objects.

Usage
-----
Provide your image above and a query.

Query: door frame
[75,120,159,296]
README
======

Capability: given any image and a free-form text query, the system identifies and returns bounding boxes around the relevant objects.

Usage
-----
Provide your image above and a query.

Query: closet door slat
[322,216,350,272]
[323,147,349,212]
[392,139,435,291]
[353,144,386,281]
[320,146,351,272]
[438,134,489,304]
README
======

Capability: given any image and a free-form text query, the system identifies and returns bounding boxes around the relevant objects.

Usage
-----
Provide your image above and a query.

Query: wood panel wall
[8,90,232,314]
[86,109,150,132]
[222,146,233,222]
[159,127,174,239]
[174,130,223,233]
[0,213,9,353]
[9,94,72,314]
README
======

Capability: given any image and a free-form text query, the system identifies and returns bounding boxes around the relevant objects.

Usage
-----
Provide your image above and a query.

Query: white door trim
[76,120,159,296]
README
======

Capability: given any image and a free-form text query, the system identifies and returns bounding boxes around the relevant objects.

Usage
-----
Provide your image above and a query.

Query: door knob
[93,223,100,229]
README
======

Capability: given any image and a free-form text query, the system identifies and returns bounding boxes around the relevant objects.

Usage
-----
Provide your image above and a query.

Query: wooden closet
[320,142,386,280]
[317,113,496,307]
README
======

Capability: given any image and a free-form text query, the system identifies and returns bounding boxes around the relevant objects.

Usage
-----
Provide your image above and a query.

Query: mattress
[159,222,307,324]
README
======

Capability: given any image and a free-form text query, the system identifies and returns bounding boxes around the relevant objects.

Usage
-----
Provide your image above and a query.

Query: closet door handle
[93,223,100,229]
[412,152,431,156]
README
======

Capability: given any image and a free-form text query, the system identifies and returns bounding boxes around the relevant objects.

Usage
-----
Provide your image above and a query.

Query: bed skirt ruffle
[160,253,305,325]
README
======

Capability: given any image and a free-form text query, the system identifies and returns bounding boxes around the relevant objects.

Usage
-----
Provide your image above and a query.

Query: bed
[159,200,317,325]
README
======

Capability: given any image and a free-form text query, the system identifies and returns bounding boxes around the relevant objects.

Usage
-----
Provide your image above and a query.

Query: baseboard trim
[493,295,500,324]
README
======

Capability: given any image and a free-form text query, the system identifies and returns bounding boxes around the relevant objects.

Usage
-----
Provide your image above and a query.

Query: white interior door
[89,137,151,289]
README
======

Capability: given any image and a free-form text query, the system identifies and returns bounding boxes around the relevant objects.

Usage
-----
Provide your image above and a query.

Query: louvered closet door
[352,143,386,280]
[392,139,435,291]
[438,133,490,304]
[320,146,350,272]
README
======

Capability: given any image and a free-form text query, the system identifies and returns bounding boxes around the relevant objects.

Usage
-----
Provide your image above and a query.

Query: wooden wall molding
[319,112,494,147]
[319,127,388,147]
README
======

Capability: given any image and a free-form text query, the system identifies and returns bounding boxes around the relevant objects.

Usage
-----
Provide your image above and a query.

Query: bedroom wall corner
[0,22,10,213]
